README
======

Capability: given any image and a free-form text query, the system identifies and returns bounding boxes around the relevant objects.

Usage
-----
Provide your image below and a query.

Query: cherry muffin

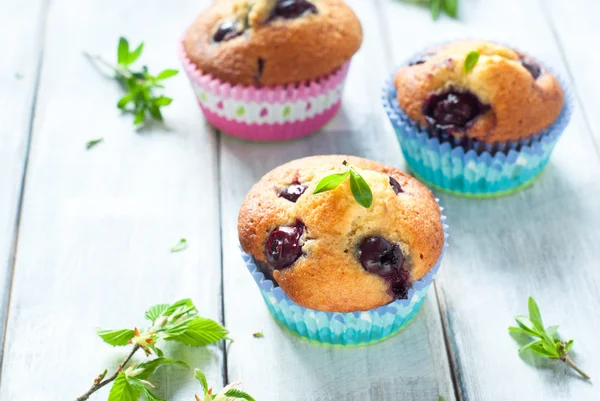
[238,155,447,345]
[180,0,362,141]
[383,40,572,197]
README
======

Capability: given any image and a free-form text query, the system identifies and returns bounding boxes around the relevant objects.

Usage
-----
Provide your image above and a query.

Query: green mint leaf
[545,325,560,340]
[442,0,457,18]
[528,342,557,358]
[464,50,480,73]
[153,346,164,357]
[349,169,373,208]
[153,96,173,106]
[170,238,188,253]
[117,37,130,66]
[86,138,104,150]
[117,93,133,109]
[194,369,209,397]
[528,297,544,332]
[514,316,540,336]
[163,298,196,317]
[108,372,142,401]
[508,326,533,336]
[164,316,229,346]
[430,0,441,20]
[566,339,574,353]
[97,328,135,346]
[519,339,543,354]
[142,388,166,401]
[313,171,350,194]
[145,304,169,323]
[253,331,264,338]
[156,69,179,80]
[224,388,256,401]
[148,104,163,121]
[135,357,189,380]
[134,110,145,125]
[127,42,144,65]
[540,339,560,358]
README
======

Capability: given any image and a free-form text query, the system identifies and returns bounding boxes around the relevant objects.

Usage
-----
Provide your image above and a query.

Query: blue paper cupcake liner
[241,208,448,346]
[382,50,573,198]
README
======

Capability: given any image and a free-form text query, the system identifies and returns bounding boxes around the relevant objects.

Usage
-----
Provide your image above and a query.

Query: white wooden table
[1,0,599,400]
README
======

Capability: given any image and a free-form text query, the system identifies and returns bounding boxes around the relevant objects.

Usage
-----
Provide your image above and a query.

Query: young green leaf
[439,397,446,401]
[194,369,209,397]
[156,69,179,80]
[252,331,264,338]
[135,357,189,380]
[566,339,574,353]
[464,50,480,73]
[442,0,458,18]
[545,325,560,339]
[313,171,350,194]
[127,42,144,65]
[134,110,145,125]
[170,238,188,253]
[86,138,104,150]
[349,169,373,208]
[153,96,173,106]
[142,388,166,401]
[97,328,135,346]
[164,316,229,346]
[513,315,540,336]
[224,388,257,401]
[163,298,196,317]
[518,339,543,354]
[145,304,169,323]
[108,372,142,401]
[117,93,133,109]
[117,37,129,66]
[430,0,441,20]
[527,297,544,331]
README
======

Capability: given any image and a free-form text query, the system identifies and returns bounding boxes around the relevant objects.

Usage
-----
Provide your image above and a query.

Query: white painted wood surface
[1,0,600,400]
[0,0,48,352]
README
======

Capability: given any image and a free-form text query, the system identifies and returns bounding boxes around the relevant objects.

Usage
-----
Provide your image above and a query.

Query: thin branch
[563,355,591,380]
[75,345,141,401]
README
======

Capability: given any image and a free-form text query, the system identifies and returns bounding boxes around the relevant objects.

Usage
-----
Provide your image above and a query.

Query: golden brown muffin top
[238,155,444,312]
[183,0,362,86]
[394,40,564,143]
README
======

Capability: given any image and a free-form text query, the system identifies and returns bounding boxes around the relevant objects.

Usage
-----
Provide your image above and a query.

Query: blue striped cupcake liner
[240,208,448,346]
[382,50,573,198]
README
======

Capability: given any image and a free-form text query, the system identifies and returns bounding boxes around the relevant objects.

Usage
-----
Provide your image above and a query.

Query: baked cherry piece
[271,0,317,19]
[278,183,307,202]
[520,59,542,80]
[359,236,412,299]
[213,21,241,42]
[265,223,304,269]
[389,176,403,194]
[423,90,488,131]
[359,237,404,278]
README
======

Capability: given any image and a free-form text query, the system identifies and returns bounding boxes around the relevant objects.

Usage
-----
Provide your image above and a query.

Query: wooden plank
[220,0,456,399]
[0,0,47,355]
[380,0,600,399]
[544,0,600,149]
[0,0,224,399]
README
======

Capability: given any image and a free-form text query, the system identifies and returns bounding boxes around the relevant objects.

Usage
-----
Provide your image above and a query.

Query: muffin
[179,0,363,141]
[383,40,572,197]
[238,155,448,345]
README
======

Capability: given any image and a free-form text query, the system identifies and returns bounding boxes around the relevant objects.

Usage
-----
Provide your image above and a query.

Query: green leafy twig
[75,299,229,401]
[397,0,457,20]
[86,138,104,150]
[83,37,178,126]
[464,50,480,73]
[509,297,590,380]
[194,369,256,401]
[170,238,188,253]
[313,161,373,208]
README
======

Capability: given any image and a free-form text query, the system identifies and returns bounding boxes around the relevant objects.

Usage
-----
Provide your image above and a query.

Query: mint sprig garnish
[313,161,373,208]
[75,299,229,400]
[194,369,256,401]
[83,37,178,126]
[509,297,590,380]
[464,50,480,73]
[398,0,457,20]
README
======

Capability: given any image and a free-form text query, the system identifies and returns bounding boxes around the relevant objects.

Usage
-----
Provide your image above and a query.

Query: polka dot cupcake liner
[240,206,448,346]
[179,40,349,141]
[382,52,573,198]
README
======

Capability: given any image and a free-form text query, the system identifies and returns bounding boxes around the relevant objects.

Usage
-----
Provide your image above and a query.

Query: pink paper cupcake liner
[178,40,350,141]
